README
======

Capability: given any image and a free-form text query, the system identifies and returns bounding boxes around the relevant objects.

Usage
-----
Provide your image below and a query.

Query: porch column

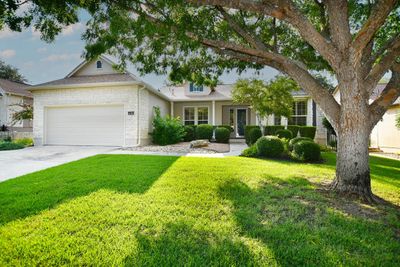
[212,100,216,126]
[170,101,174,117]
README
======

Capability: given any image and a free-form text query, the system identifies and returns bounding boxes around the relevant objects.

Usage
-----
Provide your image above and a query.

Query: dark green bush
[215,127,230,143]
[217,125,234,133]
[183,125,196,142]
[2,135,12,142]
[244,125,260,145]
[276,129,293,140]
[265,125,285,135]
[287,125,300,138]
[152,107,185,145]
[288,137,313,151]
[0,142,24,151]
[241,144,257,157]
[196,124,213,140]
[299,126,317,139]
[248,127,262,146]
[255,136,284,158]
[292,140,321,162]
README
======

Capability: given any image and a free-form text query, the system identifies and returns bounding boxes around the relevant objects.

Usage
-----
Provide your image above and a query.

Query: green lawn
[0,153,399,266]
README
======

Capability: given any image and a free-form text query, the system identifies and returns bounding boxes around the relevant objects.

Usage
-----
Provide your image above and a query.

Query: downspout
[133,85,146,147]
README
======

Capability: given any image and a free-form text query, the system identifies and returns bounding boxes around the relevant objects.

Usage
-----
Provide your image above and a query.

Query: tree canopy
[0,60,26,83]
[232,76,298,123]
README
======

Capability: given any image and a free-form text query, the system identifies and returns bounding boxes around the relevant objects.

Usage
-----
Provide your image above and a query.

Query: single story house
[0,79,32,132]
[29,56,327,147]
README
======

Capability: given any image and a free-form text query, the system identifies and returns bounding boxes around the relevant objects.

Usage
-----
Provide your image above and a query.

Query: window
[274,115,281,126]
[288,101,307,125]
[197,107,209,124]
[184,107,195,125]
[184,107,208,125]
[189,83,204,93]
[96,60,102,69]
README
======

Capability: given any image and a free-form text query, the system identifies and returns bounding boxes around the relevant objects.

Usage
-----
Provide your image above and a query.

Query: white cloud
[41,53,80,62]
[37,47,47,53]
[61,23,85,36]
[0,28,18,39]
[0,49,16,59]
[31,27,41,39]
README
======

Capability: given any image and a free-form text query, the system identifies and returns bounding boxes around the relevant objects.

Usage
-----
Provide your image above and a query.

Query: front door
[236,108,247,137]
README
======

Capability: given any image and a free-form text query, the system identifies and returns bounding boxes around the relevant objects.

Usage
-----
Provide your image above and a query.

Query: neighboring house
[160,83,327,144]
[0,79,32,132]
[29,56,170,146]
[334,83,400,153]
[29,55,327,147]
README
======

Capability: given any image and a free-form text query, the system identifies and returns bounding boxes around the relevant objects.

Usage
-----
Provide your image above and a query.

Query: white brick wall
[33,85,149,146]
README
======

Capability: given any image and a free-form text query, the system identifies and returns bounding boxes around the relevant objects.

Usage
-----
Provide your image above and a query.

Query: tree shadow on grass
[0,154,179,225]
[218,177,400,266]
[124,222,261,266]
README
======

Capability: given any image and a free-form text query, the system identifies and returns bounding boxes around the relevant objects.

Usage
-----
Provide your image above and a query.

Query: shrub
[288,137,313,151]
[248,127,262,146]
[265,125,285,135]
[217,125,234,133]
[255,136,284,158]
[287,125,300,138]
[299,126,317,139]
[0,142,24,151]
[241,144,257,157]
[328,139,337,149]
[14,138,33,147]
[276,129,292,140]
[196,124,213,140]
[292,140,321,162]
[215,127,230,143]
[152,107,185,145]
[183,125,196,142]
[244,125,260,145]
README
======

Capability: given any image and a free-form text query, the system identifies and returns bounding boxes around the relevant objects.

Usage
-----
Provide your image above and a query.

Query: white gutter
[133,85,146,147]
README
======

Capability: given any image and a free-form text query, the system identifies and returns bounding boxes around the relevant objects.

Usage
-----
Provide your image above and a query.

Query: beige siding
[146,92,171,141]
[74,59,117,76]
[370,106,400,153]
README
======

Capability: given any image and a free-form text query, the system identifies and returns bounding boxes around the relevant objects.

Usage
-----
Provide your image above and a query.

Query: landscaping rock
[190,139,209,148]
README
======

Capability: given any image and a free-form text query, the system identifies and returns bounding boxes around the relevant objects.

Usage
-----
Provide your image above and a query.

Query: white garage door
[45,105,125,146]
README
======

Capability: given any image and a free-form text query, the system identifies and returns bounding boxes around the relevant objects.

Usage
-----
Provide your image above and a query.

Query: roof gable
[67,55,121,77]
[0,79,31,97]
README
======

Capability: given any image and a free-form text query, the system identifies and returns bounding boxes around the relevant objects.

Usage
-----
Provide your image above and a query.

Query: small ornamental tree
[10,103,33,125]
[232,76,298,129]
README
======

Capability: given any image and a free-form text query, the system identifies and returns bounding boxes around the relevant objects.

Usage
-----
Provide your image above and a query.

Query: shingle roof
[0,79,31,97]
[30,73,137,89]
[160,84,309,101]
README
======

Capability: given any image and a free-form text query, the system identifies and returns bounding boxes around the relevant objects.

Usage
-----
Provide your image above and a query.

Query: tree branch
[216,6,271,51]
[369,63,400,128]
[365,37,400,94]
[325,0,351,52]
[186,0,342,71]
[352,0,397,54]
[366,34,400,68]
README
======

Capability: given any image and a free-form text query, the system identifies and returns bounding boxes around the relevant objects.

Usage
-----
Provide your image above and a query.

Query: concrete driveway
[0,146,118,182]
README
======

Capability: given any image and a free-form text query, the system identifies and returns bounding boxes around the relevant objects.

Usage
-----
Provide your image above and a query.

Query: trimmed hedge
[241,144,257,157]
[196,124,213,140]
[215,127,230,143]
[287,125,300,138]
[244,125,260,145]
[248,127,262,146]
[276,129,292,140]
[217,125,234,133]
[255,136,284,158]
[292,140,321,162]
[299,126,317,139]
[288,137,313,151]
[183,125,196,142]
[265,125,285,136]
[0,142,24,151]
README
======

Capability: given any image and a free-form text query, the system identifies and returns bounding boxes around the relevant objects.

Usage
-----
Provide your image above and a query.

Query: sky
[0,14,279,89]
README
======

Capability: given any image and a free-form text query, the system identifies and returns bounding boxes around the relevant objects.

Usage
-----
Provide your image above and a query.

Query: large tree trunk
[330,73,376,202]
